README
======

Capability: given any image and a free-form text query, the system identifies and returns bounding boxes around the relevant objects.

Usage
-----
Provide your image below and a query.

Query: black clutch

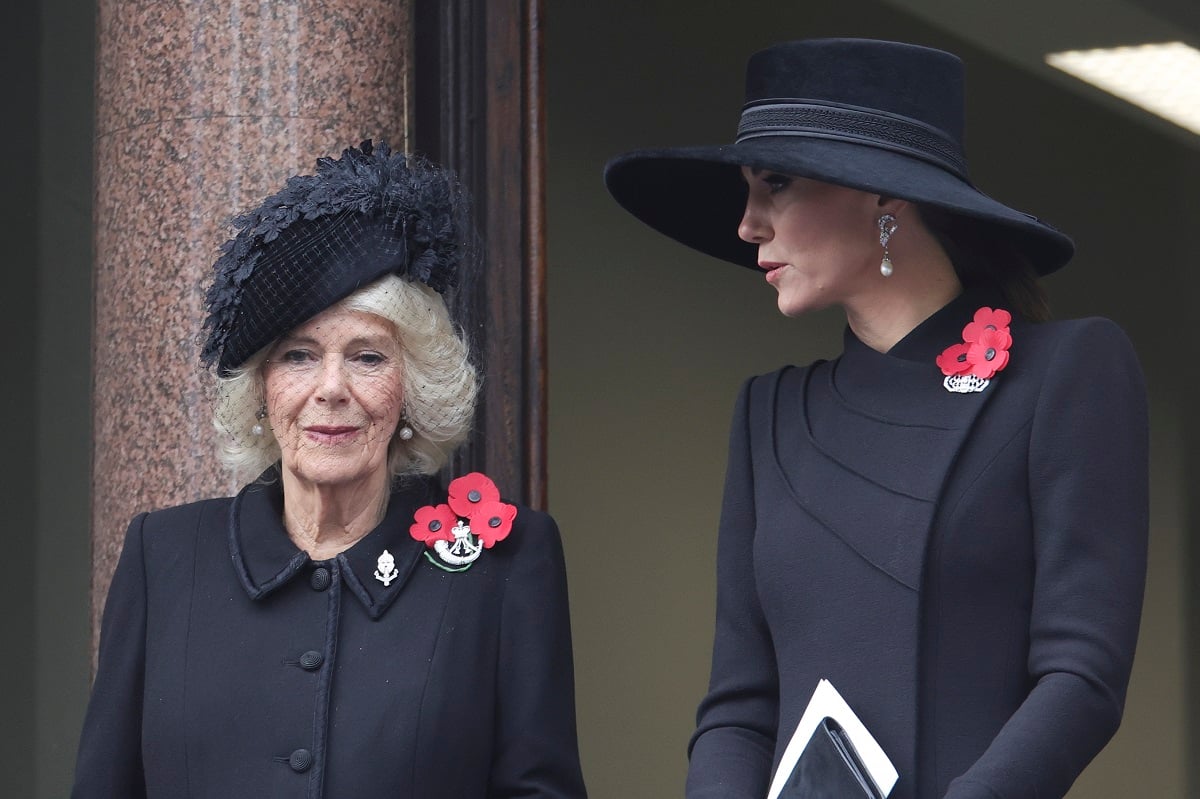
[779,717,883,799]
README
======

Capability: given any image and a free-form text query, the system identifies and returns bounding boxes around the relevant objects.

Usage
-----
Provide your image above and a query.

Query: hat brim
[603,138,1073,276]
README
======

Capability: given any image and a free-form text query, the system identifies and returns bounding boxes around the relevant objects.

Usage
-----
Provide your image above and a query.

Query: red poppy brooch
[409,472,517,572]
[936,307,1013,393]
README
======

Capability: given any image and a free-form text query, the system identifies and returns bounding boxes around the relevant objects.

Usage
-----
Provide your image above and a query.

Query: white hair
[212,275,477,481]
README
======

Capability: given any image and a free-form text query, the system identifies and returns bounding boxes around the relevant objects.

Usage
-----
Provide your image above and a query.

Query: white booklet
[766,679,899,799]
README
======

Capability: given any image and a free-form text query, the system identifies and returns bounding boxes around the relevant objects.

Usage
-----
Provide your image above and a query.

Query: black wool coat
[685,291,1149,799]
[73,474,587,798]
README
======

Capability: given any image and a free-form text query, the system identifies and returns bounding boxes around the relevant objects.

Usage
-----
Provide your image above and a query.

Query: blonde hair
[213,275,477,481]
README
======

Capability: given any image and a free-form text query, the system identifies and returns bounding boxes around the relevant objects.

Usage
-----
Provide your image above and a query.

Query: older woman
[73,141,587,798]
[605,39,1147,799]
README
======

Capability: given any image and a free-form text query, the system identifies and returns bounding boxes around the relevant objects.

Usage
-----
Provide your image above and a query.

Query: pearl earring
[878,214,898,277]
[251,405,267,437]
[398,422,414,441]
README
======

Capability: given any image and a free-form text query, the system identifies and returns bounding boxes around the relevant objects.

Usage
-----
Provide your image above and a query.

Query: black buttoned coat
[72,474,587,798]
[685,292,1149,799]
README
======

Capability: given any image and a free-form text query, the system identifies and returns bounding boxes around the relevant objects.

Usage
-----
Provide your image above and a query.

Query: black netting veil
[202,140,479,485]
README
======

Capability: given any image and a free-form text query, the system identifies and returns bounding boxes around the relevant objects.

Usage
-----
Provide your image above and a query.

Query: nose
[315,356,350,405]
[737,198,771,244]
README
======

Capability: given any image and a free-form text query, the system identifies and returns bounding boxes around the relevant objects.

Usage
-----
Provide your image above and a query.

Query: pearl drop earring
[878,214,898,277]
[251,405,267,436]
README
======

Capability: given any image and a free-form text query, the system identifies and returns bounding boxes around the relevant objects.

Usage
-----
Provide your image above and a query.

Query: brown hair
[918,205,1051,322]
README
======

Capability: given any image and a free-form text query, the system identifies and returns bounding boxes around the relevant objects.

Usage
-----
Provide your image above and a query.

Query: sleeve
[944,319,1150,799]
[71,513,150,799]
[489,510,588,798]
[686,377,780,799]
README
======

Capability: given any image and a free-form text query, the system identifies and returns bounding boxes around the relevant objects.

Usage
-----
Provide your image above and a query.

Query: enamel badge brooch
[374,549,399,586]
[410,472,517,572]
[937,307,1013,393]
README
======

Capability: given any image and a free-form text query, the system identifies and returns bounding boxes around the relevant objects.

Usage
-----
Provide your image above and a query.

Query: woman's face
[263,306,405,490]
[738,167,885,317]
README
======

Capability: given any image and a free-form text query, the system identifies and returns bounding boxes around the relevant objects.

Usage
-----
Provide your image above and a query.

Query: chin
[776,297,816,318]
[774,285,837,318]
[284,456,389,489]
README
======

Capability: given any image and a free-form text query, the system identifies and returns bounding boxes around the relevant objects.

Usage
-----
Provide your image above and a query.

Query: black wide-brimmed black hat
[604,38,1074,275]
[201,140,466,375]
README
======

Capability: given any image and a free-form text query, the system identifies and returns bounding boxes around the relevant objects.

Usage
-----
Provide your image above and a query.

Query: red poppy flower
[448,472,501,518]
[962,307,1012,343]
[936,342,972,376]
[966,327,1012,379]
[470,500,518,548]
[410,503,457,546]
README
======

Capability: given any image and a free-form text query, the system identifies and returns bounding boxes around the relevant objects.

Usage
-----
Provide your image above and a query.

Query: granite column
[91,0,413,643]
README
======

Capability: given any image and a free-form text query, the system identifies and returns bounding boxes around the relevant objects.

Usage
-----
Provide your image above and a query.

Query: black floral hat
[201,140,466,375]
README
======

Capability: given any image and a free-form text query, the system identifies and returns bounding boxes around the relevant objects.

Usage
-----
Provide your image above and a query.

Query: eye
[762,173,793,194]
[279,348,315,364]
[352,351,388,367]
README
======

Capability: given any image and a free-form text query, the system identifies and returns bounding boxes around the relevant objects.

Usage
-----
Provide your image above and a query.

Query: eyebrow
[274,334,396,350]
[741,166,772,184]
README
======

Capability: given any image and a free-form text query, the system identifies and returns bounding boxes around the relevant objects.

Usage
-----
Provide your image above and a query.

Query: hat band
[736,101,969,180]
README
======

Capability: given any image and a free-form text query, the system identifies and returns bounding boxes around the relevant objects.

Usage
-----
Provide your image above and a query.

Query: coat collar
[830,286,1008,426]
[881,285,1002,364]
[227,471,439,619]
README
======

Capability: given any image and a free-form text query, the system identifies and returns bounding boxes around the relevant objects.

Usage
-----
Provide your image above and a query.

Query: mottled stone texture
[92,0,412,646]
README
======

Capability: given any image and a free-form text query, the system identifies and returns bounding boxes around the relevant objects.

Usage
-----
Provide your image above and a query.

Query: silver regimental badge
[943,374,990,394]
[374,549,399,586]
[432,520,483,567]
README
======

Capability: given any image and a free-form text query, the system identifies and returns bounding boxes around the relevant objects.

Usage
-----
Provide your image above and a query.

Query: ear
[876,195,910,216]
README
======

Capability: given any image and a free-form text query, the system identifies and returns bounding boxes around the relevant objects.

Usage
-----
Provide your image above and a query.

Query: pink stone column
[91,0,412,646]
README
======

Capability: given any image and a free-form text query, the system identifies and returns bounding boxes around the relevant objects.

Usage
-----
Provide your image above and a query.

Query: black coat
[685,291,1148,799]
[73,474,587,798]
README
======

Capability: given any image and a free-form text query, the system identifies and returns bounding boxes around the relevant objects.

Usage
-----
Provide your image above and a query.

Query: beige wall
[546,2,1194,797]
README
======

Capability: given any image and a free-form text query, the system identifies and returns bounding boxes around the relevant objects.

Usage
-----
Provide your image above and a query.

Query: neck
[845,243,962,353]
[281,468,391,560]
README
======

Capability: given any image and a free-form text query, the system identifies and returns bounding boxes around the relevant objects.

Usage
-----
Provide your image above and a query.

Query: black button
[289,748,313,773]
[468,490,481,502]
[299,650,324,671]
[310,567,331,591]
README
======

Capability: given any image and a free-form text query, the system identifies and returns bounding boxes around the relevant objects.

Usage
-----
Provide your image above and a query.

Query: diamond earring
[878,214,898,277]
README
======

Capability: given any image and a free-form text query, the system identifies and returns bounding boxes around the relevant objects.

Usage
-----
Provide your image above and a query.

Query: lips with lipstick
[303,424,363,444]
[760,261,786,283]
